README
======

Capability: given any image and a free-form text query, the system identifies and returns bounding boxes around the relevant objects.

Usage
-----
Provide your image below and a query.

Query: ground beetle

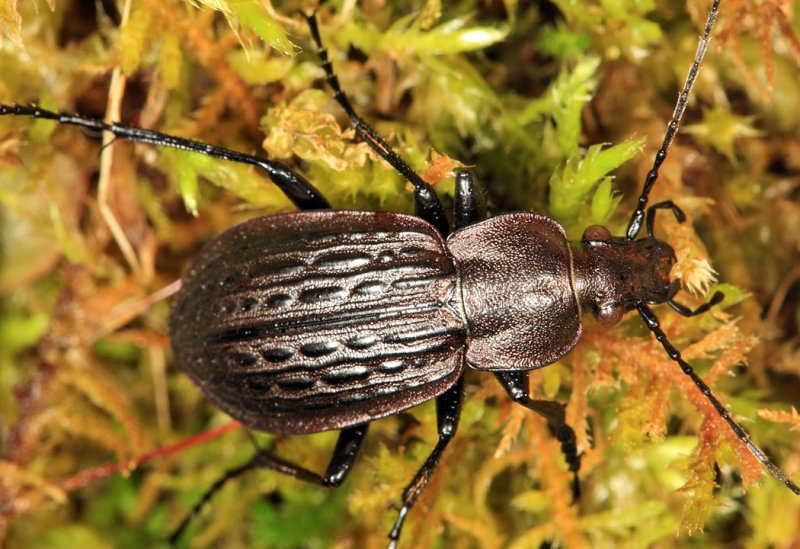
[2,1,799,547]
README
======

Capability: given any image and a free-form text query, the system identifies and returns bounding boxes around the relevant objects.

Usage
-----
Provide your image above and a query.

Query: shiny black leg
[388,376,463,549]
[454,170,487,229]
[494,371,581,499]
[305,13,449,237]
[645,200,685,238]
[168,423,369,543]
[668,291,724,317]
[0,104,331,211]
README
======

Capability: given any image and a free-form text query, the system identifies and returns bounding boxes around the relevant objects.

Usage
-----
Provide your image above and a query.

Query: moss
[1,0,800,548]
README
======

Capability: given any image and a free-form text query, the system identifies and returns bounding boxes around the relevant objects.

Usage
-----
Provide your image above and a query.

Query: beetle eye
[597,304,623,325]
[582,225,612,243]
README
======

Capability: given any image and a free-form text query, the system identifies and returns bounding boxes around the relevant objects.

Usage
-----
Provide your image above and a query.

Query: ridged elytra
[1,2,799,548]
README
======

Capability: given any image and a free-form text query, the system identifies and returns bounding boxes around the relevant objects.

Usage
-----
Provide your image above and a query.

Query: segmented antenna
[626,0,721,241]
[627,0,799,496]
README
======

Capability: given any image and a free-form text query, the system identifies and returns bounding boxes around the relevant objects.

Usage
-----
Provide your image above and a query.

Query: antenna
[626,0,721,241]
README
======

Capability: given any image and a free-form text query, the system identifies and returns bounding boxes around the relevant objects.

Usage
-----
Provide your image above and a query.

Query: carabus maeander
[2,1,798,547]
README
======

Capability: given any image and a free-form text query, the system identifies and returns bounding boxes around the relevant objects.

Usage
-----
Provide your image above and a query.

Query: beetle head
[572,225,679,325]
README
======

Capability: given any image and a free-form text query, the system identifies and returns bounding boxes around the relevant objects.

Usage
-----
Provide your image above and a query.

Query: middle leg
[494,371,581,499]
[388,376,464,548]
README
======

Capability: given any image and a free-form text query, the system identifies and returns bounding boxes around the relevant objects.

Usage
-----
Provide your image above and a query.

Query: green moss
[2,1,800,548]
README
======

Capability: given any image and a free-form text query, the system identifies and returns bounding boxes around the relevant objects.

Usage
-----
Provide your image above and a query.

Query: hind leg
[169,423,369,542]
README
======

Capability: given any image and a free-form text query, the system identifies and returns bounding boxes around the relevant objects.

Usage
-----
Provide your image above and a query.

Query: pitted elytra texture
[169,211,466,435]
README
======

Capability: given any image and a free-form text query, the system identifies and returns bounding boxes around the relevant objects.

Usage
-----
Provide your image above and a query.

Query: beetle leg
[0,104,331,211]
[668,291,724,316]
[305,13,449,237]
[454,170,487,229]
[494,371,581,500]
[388,376,463,549]
[169,424,369,543]
[644,200,686,237]
[320,423,371,486]
[245,423,369,488]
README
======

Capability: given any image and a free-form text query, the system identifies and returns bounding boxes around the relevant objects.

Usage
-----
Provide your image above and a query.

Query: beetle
[2,1,799,547]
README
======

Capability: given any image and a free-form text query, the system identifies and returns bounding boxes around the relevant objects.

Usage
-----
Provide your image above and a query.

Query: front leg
[305,13,449,237]
[494,371,581,499]
[454,170,487,229]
